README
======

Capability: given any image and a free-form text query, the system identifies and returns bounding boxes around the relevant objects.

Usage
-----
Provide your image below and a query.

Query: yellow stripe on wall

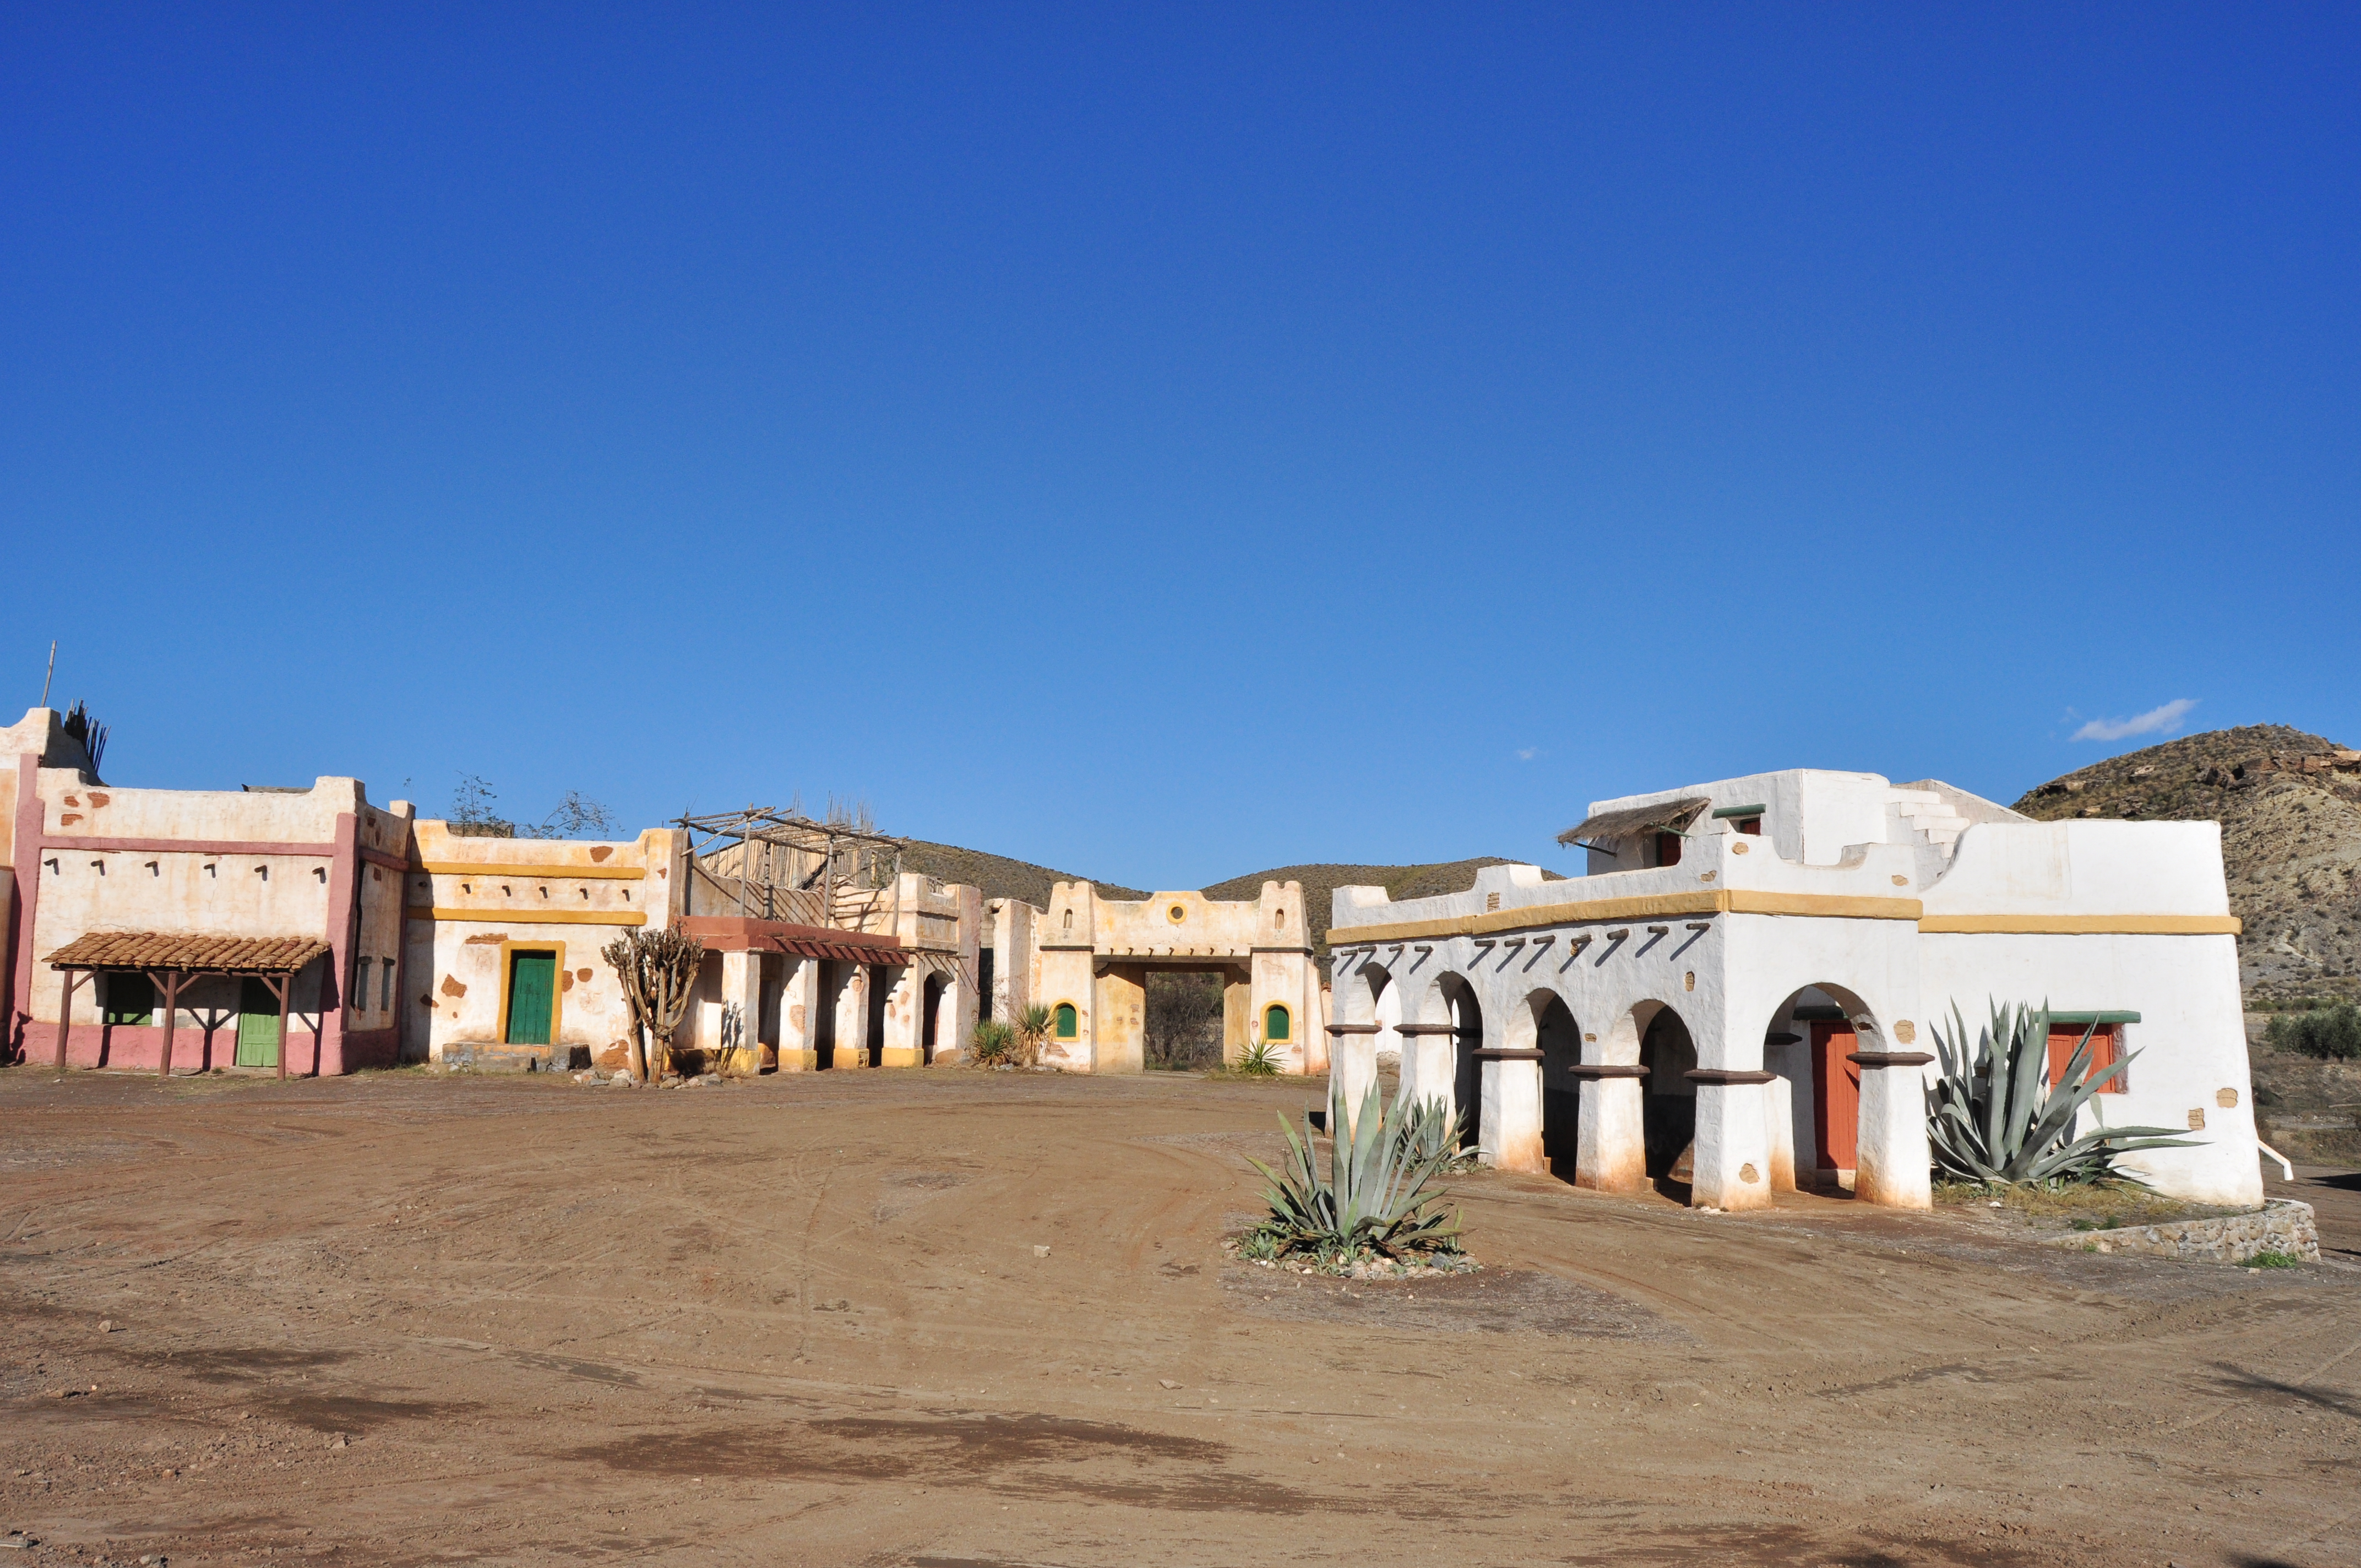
[404,906,648,927]
[1330,891,2235,944]
[1918,914,2242,935]
[415,861,648,880]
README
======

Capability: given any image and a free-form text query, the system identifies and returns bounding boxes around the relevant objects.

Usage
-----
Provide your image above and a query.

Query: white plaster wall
[1918,931,2259,1206]
[1924,820,2232,917]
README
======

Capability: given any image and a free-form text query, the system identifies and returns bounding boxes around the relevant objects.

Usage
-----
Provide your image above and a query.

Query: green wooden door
[506,951,556,1045]
[235,978,282,1068]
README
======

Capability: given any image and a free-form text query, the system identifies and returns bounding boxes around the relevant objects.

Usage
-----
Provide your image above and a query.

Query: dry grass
[1935,1179,2237,1231]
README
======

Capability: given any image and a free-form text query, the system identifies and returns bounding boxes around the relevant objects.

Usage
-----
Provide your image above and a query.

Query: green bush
[2262,1003,2361,1060]
[2247,1250,2304,1268]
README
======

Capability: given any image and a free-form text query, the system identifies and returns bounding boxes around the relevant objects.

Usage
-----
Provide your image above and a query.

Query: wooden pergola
[45,932,333,1080]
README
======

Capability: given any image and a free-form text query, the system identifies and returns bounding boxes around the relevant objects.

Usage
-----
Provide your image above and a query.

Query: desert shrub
[2263,1003,2361,1060]
[1145,972,1225,1069]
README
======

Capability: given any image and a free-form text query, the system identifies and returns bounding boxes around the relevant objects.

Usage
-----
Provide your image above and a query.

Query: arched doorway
[1766,983,1880,1194]
[1641,1004,1698,1183]
[921,972,947,1063]
[1441,974,1484,1152]
[1535,994,1581,1175]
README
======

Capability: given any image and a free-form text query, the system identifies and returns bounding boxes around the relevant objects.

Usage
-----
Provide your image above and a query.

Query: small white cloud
[2071,698,2199,743]
[1515,747,1539,761]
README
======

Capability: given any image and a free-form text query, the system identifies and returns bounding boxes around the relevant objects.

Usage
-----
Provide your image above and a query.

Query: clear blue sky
[6,6,2356,891]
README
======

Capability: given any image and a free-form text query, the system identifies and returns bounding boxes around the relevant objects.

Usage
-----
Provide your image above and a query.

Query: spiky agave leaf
[1927,1000,2200,1186]
[1244,1078,1462,1259]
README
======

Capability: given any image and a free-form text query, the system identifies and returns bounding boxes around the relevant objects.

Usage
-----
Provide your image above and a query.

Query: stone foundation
[2048,1199,2320,1264]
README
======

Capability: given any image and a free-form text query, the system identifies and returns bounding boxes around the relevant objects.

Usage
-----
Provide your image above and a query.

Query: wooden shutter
[2047,1024,2123,1093]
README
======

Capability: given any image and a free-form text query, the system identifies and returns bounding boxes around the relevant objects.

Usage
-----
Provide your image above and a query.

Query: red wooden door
[1811,1021,1862,1170]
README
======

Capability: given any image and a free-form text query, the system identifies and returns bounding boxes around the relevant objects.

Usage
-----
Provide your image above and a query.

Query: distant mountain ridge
[2011,723,2361,1003]
[897,842,1551,956]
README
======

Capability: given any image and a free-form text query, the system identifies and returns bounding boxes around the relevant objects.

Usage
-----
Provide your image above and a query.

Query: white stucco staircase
[1885,788,1972,860]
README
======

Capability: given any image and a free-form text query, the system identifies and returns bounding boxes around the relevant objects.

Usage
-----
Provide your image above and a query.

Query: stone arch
[1504,987,1583,1178]
[1438,972,1484,1152]
[921,971,948,1063]
[1764,982,1885,1194]
[1366,963,1404,1070]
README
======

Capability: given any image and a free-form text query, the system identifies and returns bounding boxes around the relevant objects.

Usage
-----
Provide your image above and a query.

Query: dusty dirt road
[2,1066,2357,1567]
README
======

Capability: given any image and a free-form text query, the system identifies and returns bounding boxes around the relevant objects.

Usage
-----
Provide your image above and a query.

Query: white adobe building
[1324,771,2261,1211]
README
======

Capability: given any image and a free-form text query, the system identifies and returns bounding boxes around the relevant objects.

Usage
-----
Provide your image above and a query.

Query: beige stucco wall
[402,824,679,1065]
[1012,880,1323,1073]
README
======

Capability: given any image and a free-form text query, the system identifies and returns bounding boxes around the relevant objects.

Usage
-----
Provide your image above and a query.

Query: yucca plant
[969,1019,1015,1066]
[1233,1032,1285,1077]
[1244,1079,1462,1264]
[1012,1003,1055,1068]
[1929,1001,2200,1186]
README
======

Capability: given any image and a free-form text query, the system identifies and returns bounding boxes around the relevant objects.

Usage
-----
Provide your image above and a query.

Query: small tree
[527,790,618,841]
[602,927,706,1081]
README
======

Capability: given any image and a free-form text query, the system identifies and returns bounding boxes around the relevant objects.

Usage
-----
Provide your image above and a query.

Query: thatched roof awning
[1555,797,1710,848]
[46,932,332,973]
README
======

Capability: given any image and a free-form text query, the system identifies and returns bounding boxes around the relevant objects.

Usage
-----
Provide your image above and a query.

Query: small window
[1733,815,1762,836]
[1062,909,1074,933]
[381,960,395,1012]
[1653,831,1683,867]
[1053,1002,1079,1040]
[104,973,156,1026]
[355,958,373,1010]
[1264,1004,1291,1043]
[2048,1023,2125,1094]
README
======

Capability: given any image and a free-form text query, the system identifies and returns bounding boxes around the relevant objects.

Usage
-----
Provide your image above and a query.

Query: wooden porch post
[274,972,292,1081]
[53,967,79,1069]
[158,971,183,1078]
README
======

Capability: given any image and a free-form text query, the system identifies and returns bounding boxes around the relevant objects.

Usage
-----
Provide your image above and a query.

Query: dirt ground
[3,1067,2359,1568]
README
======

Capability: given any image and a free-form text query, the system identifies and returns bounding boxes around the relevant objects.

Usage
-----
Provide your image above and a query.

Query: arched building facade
[1325,769,2260,1211]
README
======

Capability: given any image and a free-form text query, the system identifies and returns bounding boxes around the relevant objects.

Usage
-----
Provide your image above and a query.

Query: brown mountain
[897,841,1148,907]
[1203,859,1566,957]
[2011,724,2361,1003]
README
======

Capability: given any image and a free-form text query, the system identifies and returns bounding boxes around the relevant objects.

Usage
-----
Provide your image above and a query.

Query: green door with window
[505,950,557,1045]
[235,978,282,1068]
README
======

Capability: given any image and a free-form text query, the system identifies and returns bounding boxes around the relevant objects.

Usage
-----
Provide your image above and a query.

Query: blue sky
[5,5,2357,890]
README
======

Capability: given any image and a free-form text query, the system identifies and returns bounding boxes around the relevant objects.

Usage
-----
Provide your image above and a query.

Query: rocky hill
[1203,859,1566,957]
[2011,724,2361,1004]
[897,841,1147,907]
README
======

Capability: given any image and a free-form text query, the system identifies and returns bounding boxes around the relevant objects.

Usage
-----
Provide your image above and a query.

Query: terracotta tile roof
[45,932,333,973]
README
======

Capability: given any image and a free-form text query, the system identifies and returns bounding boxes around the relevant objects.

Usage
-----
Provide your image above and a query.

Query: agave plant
[1244,1079,1462,1262]
[1393,1096,1466,1166]
[1929,1001,2199,1186]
